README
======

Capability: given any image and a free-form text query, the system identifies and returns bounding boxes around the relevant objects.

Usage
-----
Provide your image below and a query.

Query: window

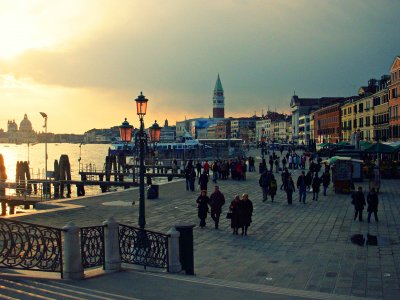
[358,103,364,112]
[353,119,357,128]
[366,116,370,127]
[359,118,363,127]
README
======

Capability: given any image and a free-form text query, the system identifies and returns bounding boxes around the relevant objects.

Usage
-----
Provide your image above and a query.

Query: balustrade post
[62,222,84,280]
[166,227,181,273]
[103,217,121,271]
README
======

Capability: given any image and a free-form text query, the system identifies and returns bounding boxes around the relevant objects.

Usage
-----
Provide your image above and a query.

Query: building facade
[298,114,310,145]
[372,75,390,141]
[389,56,400,140]
[313,103,341,143]
[290,94,346,143]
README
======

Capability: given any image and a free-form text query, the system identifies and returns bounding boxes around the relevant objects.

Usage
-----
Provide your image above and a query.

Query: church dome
[19,114,33,132]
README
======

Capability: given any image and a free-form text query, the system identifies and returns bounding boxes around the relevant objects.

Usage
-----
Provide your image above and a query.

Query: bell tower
[213,74,225,118]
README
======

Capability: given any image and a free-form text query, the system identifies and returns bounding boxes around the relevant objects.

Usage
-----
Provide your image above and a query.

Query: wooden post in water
[1,202,6,216]
[59,155,72,198]
[0,154,7,197]
[54,160,60,199]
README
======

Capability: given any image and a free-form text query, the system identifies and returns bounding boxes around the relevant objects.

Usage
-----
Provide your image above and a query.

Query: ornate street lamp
[119,118,133,143]
[149,120,161,143]
[135,92,149,229]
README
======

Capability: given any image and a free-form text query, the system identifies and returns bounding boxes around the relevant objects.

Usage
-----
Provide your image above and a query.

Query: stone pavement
[7,151,400,299]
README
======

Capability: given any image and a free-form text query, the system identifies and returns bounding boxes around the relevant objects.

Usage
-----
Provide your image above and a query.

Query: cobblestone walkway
[11,153,400,299]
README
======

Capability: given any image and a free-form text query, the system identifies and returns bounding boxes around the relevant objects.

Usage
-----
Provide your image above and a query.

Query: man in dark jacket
[259,171,271,202]
[322,170,331,196]
[352,186,366,221]
[209,186,226,229]
[367,188,379,223]
[297,171,307,204]
[198,170,209,191]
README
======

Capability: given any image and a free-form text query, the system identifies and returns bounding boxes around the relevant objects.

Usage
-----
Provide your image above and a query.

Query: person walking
[198,170,209,191]
[282,157,287,169]
[185,163,193,191]
[229,195,241,235]
[238,193,253,236]
[259,170,271,202]
[209,186,226,229]
[196,190,210,228]
[189,167,196,192]
[269,157,274,172]
[274,158,280,173]
[196,161,202,177]
[305,170,312,192]
[269,174,277,202]
[351,186,366,222]
[322,170,330,196]
[212,161,219,183]
[311,173,321,201]
[367,188,379,223]
[203,161,210,176]
[286,176,295,205]
[297,171,307,204]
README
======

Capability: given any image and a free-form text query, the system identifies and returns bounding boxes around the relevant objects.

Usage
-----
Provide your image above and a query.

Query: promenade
[6,150,400,299]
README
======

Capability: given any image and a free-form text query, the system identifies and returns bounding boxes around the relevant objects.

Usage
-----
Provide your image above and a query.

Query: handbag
[226,211,232,219]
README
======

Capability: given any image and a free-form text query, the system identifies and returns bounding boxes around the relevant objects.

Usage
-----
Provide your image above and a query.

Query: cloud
[1,0,400,132]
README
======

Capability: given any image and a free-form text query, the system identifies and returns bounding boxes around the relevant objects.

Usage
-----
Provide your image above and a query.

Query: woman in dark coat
[311,173,321,201]
[322,170,330,196]
[196,190,210,228]
[238,193,253,236]
[367,188,379,223]
[198,170,209,191]
[229,195,241,235]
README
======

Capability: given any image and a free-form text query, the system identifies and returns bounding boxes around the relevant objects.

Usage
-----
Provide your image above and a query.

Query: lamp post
[135,92,149,229]
[40,112,48,183]
[149,120,161,163]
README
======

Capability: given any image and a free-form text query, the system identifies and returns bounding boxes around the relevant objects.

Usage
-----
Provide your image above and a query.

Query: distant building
[213,74,225,119]
[373,75,390,140]
[160,119,176,142]
[313,103,341,144]
[4,114,37,143]
[389,56,400,140]
[290,94,349,143]
[230,117,256,141]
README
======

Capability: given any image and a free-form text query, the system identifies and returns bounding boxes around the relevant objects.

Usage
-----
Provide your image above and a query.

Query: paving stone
[10,150,400,299]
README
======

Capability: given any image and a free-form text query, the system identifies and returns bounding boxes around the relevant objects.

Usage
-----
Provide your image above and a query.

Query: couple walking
[196,186,225,229]
[228,194,253,236]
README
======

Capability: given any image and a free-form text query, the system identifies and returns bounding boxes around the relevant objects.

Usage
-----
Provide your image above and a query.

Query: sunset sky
[1,0,399,133]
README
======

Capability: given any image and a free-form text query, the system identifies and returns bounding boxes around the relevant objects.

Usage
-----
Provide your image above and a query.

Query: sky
[0,0,399,133]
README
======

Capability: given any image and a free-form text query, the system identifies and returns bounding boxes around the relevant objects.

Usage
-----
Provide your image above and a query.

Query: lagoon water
[0,143,111,198]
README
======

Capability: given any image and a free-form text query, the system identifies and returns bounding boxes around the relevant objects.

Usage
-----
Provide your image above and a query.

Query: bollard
[175,223,195,275]
[103,217,121,271]
[62,222,84,280]
[167,228,181,273]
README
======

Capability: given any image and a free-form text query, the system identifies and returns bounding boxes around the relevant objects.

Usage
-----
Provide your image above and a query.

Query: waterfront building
[160,119,176,142]
[356,80,377,141]
[389,56,400,140]
[213,74,225,119]
[298,114,311,145]
[256,118,270,142]
[230,117,256,142]
[83,126,119,143]
[290,94,346,143]
[372,75,390,141]
[341,100,354,142]
[313,103,341,144]
[4,114,37,143]
[309,112,315,145]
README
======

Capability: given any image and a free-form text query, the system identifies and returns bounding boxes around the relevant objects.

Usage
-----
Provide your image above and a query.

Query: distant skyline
[1,0,399,133]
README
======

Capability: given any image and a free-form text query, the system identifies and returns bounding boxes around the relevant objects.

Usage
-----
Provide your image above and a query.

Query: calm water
[0,143,110,181]
[0,143,112,198]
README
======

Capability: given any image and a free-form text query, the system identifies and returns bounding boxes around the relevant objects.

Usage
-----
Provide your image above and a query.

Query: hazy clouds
[1,0,399,132]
